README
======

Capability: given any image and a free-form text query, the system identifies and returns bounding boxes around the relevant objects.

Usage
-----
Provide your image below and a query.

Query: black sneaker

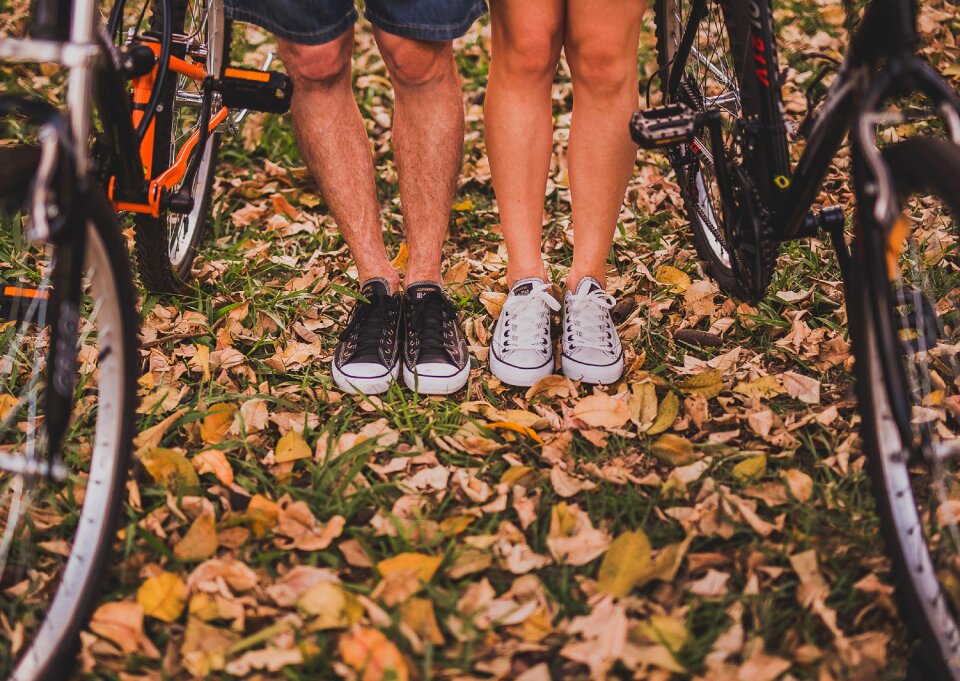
[402,282,470,394]
[332,278,402,395]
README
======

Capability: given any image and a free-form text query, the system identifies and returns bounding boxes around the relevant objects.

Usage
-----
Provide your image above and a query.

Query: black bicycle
[633,0,960,676]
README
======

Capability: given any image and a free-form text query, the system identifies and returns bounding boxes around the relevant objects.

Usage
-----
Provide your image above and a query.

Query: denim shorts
[224,0,487,45]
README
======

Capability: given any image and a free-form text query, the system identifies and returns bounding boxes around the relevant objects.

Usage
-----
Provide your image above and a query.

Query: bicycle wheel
[654,0,768,297]
[852,136,960,680]
[134,0,230,293]
[0,183,138,680]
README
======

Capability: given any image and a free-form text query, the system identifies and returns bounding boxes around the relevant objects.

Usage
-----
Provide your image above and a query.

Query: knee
[567,46,636,98]
[492,35,560,82]
[279,33,353,88]
[377,33,452,87]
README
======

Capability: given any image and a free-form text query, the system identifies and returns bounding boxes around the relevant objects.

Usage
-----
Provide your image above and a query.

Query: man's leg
[563,0,645,290]
[277,29,400,292]
[484,0,564,286]
[372,30,464,286]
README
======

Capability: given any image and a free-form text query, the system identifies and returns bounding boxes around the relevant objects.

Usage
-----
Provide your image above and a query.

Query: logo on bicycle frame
[749,1,773,88]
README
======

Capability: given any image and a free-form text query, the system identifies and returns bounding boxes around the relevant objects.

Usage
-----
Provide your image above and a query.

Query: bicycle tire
[134,0,230,293]
[852,136,960,681]
[653,0,767,298]
[2,185,138,681]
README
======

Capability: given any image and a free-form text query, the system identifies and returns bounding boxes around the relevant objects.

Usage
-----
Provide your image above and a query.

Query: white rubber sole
[561,353,625,385]
[402,362,470,395]
[489,349,555,387]
[332,361,399,395]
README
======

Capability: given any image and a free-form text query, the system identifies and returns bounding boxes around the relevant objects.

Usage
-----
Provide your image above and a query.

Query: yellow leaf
[647,391,679,435]
[677,369,723,399]
[485,421,543,444]
[377,553,442,583]
[500,466,536,487]
[734,375,784,399]
[573,394,631,429]
[138,447,200,491]
[655,265,692,293]
[137,572,187,623]
[190,344,211,382]
[629,380,658,430]
[246,494,279,537]
[783,468,814,502]
[275,430,312,463]
[650,434,699,466]
[339,626,409,681]
[390,242,408,271]
[0,393,18,420]
[597,530,652,598]
[174,513,218,562]
[298,582,363,630]
[634,615,690,653]
[399,598,444,645]
[452,198,474,212]
[733,454,767,482]
[200,403,238,445]
[192,449,234,485]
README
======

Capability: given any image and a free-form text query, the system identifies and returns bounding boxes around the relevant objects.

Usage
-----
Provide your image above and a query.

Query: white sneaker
[561,276,624,385]
[489,278,561,387]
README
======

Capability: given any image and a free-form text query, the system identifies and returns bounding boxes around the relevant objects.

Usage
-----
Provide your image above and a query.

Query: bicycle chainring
[727,165,777,303]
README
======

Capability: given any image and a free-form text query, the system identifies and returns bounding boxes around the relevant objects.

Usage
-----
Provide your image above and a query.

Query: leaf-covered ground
[4,1,960,679]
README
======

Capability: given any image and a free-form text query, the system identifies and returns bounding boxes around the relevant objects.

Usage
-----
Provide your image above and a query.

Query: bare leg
[564,0,645,290]
[277,30,400,292]
[374,30,465,286]
[484,0,565,286]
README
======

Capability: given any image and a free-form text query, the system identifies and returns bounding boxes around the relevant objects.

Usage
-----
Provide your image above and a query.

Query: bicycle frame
[664,0,960,244]
[0,0,232,218]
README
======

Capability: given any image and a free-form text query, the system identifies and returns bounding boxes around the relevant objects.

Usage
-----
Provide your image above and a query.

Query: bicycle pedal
[630,103,697,149]
[220,68,292,115]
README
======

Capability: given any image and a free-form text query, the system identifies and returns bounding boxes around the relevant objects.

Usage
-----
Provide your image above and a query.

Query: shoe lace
[501,284,560,351]
[340,293,395,360]
[410,291,457,359]
[566,287,617,352]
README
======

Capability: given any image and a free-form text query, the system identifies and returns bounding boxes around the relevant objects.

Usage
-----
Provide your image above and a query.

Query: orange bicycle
[0,1,289,678]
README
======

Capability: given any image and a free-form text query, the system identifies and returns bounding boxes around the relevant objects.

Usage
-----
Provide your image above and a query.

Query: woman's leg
[564,0,646,290]
[484,0,565,286]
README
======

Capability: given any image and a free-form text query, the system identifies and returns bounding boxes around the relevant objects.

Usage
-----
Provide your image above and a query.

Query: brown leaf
[650,434,699,466]
[136,572,186,623]
[192,449,234,485]
[200,403,238,444]
[173,512,218,562]
[339,626,409,681]
[276,495,345,551]
[573,394,630,429]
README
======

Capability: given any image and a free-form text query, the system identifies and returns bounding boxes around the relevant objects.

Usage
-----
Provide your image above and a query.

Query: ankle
[507,267,548,288]
[566,270,606,292]
[359,269,401,294]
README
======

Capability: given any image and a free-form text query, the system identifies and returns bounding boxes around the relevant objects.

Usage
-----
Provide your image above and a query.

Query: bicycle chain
[728,164,776,304]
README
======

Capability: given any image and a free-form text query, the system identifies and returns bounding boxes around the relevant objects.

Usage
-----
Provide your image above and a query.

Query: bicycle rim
[0,192,136,681]
[166,0,225,273]
[135,0,226,292]
[655,0,744,276]
[855,137,960,679]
